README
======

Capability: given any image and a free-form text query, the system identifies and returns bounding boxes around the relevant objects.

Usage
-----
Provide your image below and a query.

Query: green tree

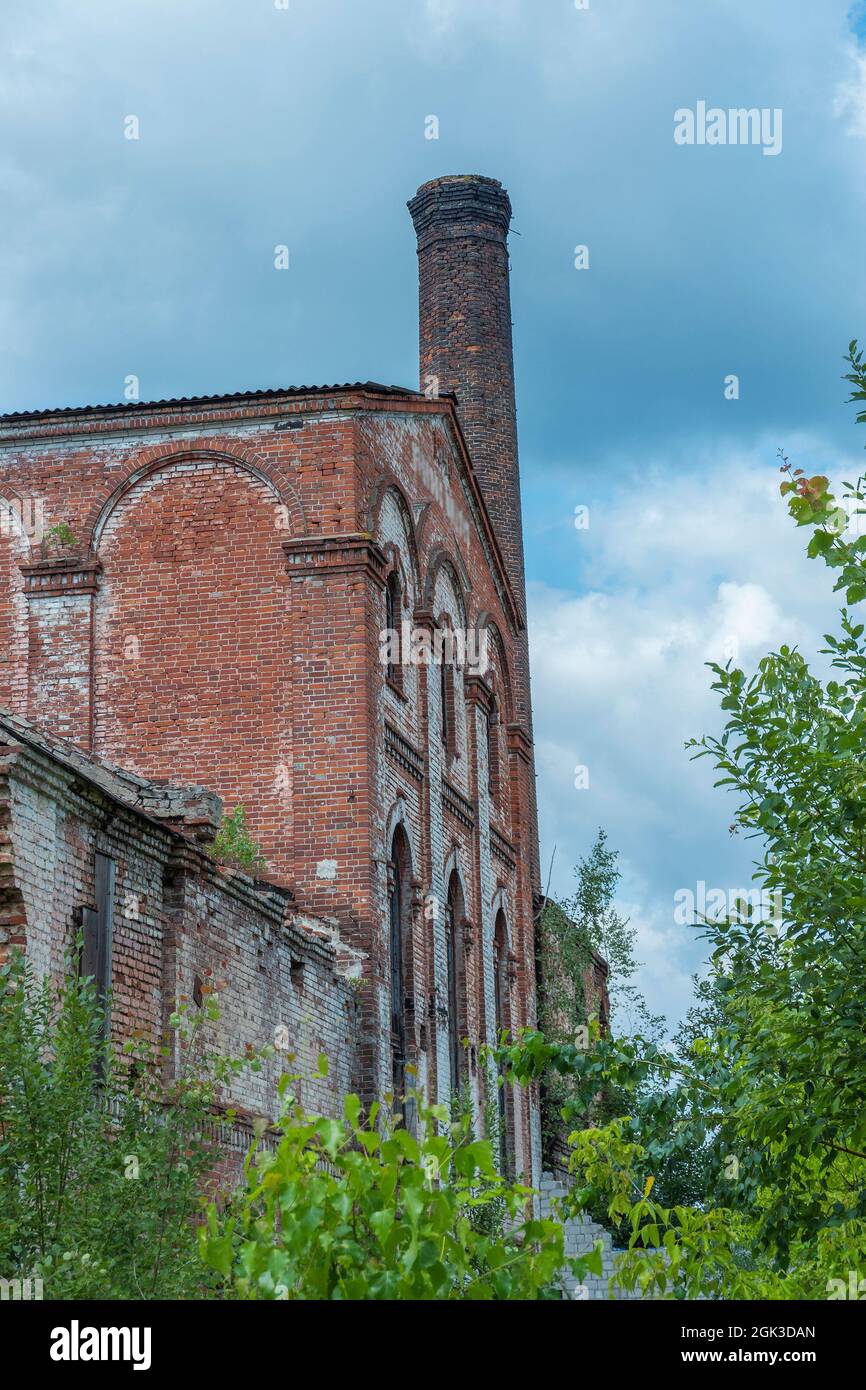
[536,831,668,1228]
[498,351,866,1296]
[209,804,266,874]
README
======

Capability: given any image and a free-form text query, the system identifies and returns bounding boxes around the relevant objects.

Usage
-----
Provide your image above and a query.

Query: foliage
[209,804,267,874]
[45,522,76,549]
[0,947,248,1300]
[540,830,657,1042]
[199,1066,601,1300]
[536,831,665,1206]
[496,352,866,1297]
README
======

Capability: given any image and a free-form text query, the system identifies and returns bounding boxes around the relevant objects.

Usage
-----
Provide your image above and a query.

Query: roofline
[435,406,525,635]
[0,380,432,427]
[0,378,526,640]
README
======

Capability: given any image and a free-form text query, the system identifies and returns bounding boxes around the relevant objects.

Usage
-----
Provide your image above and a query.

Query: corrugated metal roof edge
[0,380,451,423]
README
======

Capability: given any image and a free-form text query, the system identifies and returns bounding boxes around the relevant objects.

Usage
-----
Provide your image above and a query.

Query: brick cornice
[19,555,102,598]
[384,721,425,783]
[442,778,476,831]
[506,723,533,765]
[465,672,493,714]
[282,533,388,586]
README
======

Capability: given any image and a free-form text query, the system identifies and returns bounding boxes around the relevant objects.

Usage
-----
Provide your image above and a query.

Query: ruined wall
[0,383,540,1179]
[0,724,359,1125]
[361,408,538,1176]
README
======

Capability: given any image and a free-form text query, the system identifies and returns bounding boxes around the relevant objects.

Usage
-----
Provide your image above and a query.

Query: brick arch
[423,546,469,624]
[490,885,511,928]
[443,846,470,913]
[86,443,306,551]
[91,454,295,882]
[385,795,418,868]
[473,615,514,725]
[366,476,421,597]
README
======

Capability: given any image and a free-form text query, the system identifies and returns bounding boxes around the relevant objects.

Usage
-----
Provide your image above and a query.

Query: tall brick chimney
[408,174,540,893]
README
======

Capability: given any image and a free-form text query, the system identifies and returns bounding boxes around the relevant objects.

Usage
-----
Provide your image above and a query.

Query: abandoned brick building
[0,175,546,1182]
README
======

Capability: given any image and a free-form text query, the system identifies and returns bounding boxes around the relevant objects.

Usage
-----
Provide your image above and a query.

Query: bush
[199,1068,600,1300]
[0,947,234,1299]
[208,804,267,874]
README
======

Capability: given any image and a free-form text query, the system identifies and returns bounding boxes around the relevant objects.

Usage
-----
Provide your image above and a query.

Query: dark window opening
[439,636,458,761]
[80,851,115,1045]
[445,873,464,1092]
[487,694,499,802]
[493,910,510,1163]
[385,569,403,690]
[389,828,412,1116]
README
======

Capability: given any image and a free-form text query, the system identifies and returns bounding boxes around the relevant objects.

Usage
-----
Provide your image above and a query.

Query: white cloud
[834,45,866,138]
[422,0,460,38]
[530,441,850,1030]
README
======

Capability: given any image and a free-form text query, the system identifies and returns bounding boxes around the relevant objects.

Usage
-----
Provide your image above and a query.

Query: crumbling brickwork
[0,711,360,1125]
[0,176,544,1181]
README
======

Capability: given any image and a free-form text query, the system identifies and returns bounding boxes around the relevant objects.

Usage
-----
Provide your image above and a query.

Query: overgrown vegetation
[0,951,598,1301]
[199,1061,600,1300]
[208,804,267,874]
[536,830,663,1166]
[44,522,76,550]
[498,349,866,1297]
[0,947,246,1299]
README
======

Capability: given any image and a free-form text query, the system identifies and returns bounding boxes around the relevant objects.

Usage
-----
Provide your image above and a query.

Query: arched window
[493,910,507,1041]
[385,569,402,690]
[389,827,411,1110]
[493,910,509,1150]
[445,873,464,1092]
[487,693,499,803]
[440,649,451,753]
[438,623,458,762]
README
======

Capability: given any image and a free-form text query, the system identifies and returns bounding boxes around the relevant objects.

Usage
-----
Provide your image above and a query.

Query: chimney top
[408,175,512,240]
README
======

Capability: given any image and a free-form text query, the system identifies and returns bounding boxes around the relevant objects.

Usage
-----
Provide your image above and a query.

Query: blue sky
[850,2,866,44]
[3,0,866,1029]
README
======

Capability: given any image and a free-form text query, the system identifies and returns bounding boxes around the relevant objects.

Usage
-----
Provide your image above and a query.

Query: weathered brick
[0,176,544,1182]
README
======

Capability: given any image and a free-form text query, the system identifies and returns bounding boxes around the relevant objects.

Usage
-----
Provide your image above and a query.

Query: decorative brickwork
[0,177,544,1181]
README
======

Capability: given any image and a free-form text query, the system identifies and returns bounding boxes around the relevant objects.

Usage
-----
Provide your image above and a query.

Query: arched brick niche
[92,455,294,880]
[0,502,30,716]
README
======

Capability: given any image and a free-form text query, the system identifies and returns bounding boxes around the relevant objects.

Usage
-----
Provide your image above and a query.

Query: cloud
[2,0,865,1035]
[529,441,848,1028]
[834,45,866,137]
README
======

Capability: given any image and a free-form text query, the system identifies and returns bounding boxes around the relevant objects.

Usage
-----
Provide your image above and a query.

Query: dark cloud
[2,0,863,1024]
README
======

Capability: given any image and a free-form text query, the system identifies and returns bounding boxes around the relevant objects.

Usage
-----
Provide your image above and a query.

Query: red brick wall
[0,730,359,1124]
[0,382,541,1181]
[94,456,295,880]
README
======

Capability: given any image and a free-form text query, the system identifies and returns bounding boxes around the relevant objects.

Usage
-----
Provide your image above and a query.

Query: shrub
[208,804,267,874]
[0,947,236,1299]
[199,1067,600,1300]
